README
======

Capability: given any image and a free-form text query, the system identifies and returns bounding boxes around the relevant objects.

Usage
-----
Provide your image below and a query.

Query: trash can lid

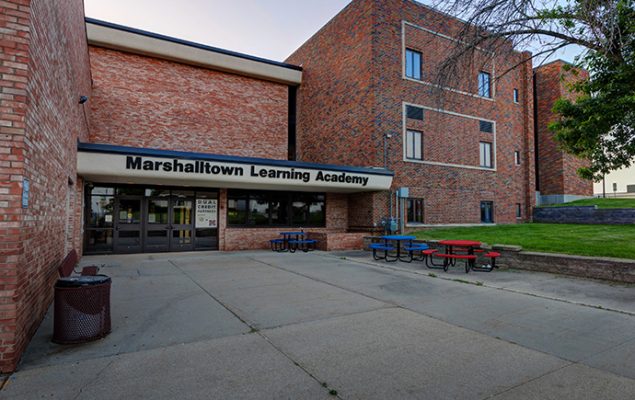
[56,274,111,287]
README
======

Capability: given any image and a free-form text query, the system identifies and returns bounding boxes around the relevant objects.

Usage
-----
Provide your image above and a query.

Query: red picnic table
[422,240,500,273]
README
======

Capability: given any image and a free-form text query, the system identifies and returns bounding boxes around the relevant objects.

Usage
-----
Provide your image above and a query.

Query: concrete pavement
[2,250,634,399]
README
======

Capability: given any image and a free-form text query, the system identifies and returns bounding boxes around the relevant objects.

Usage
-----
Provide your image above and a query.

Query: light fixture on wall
[78,95,89,104]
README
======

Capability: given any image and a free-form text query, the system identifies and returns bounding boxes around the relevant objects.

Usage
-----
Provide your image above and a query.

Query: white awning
[77,144,393,193]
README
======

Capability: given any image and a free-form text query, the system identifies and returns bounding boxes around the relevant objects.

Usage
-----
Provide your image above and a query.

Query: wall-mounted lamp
[79,95,89,104]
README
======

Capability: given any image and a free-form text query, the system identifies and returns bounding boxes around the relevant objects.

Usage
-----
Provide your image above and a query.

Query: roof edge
[85,17,303,85]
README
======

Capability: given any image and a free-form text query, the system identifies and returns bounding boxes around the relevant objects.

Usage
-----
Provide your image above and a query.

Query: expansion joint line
[167,259,344,399]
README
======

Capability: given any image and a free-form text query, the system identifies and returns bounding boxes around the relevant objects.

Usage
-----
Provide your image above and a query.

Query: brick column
[0,0,30,373]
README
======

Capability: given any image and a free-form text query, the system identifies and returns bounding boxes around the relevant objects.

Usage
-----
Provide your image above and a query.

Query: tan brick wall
[88,47,289,160]
[0,0,91,372]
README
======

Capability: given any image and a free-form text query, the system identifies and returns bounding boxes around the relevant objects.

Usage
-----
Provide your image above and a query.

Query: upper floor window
[406,105,424,120]
[479,141,493,168]
[479,120,493,133]
[514,151,521,165]
[478,71,491,98]
[405,49,422,80]
[406,130,423,160]
[513,88,519,103]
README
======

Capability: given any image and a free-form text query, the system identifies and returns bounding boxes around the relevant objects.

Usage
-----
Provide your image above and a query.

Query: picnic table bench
[270,232,319,253]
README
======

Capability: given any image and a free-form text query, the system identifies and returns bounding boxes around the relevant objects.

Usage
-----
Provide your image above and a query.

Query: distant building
[534,60,594,204]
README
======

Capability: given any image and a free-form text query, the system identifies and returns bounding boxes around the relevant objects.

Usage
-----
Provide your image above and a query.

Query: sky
[84,0,631,192]
[84,0,352,62]
[84,0,581,64]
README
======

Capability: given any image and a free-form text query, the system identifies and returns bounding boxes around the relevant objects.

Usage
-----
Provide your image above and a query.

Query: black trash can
[53,275,112,344]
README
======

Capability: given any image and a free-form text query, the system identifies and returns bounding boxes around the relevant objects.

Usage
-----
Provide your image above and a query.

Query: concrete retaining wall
[363,237,635,283]
[533,206,635,224]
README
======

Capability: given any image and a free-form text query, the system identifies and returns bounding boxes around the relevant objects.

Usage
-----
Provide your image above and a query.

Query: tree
[431,0,635,180]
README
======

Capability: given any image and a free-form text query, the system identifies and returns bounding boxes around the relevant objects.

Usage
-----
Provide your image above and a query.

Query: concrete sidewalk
[2,250,634,399]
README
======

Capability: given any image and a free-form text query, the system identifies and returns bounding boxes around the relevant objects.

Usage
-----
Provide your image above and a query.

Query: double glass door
[114,195,195,253]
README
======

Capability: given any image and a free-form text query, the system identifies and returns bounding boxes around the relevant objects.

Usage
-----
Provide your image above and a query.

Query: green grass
[412,223,635,259]
[540,198,635,208]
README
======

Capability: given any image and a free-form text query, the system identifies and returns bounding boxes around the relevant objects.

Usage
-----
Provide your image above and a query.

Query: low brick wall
[533,206,635,224]
[362,237,635,283]
[491,246,635,283]
[309,232,366,251]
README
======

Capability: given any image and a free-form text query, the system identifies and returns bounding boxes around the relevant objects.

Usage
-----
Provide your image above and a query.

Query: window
[513,88,519,103]
[227,190,325,227]
[478,71,491,98]
[406,130,423,160]
[514,151,521,165]
[406,105,424,120]
[407,198,424,224]
[405,49,422,80]
[479,142,493,168]
[479,120,493,133]
[516,203,522,218]
[481,201,494,223]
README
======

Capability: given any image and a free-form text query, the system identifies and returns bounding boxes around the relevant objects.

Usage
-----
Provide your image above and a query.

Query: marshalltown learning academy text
[125,156,371,186]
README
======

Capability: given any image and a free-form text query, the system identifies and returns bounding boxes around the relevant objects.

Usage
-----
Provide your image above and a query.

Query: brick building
[287,0,537,227]
[534,60,593,204]
[0,0,589,371]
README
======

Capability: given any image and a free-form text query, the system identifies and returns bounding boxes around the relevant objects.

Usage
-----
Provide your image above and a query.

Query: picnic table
[370,235,427,262]
[270,231,317,253]
[423,240,500,273]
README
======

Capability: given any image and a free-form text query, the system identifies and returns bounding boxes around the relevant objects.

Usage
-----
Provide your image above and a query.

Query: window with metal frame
[478,71,491,98]
[481,201,494,223]
[407,198,424,224]
[516,203,522,218]
[513,88,519,103]
[479,142,493,168]
[227,190,325,227]
[406,130,423,160]
[405,49,422,80]
[514,150,521,165]
[479,120,493,133]
[406,105,424,120]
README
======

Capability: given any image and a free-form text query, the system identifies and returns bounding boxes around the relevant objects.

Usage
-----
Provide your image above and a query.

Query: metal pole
[602,175,606,198]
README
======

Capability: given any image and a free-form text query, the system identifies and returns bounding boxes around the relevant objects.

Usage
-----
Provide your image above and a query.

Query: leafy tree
[432,0,635,180]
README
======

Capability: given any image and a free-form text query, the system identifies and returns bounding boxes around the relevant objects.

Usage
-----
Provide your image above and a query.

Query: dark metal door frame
[169,196,195,252]
[113,195,143,253]
[144,196,171,252]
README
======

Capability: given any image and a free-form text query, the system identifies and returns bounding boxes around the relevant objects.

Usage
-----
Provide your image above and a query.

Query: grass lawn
[412,223,635,259]
[541,198,635,208]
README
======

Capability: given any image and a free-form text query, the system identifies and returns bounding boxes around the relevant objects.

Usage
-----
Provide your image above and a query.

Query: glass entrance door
[85,184,218,254]
[170,197,194,251]
[114,196,143,253]
[145,197,170,252]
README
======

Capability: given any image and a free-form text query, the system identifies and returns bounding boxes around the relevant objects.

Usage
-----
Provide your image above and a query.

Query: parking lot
[3,250,635,399]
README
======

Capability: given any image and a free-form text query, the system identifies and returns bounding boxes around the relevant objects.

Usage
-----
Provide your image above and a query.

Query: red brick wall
[220,191,349,251]
[88,47,289,160]
[288,0,535,225]
[286,0,378,166]
[0,0,91,372]
[534,60,592,197]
